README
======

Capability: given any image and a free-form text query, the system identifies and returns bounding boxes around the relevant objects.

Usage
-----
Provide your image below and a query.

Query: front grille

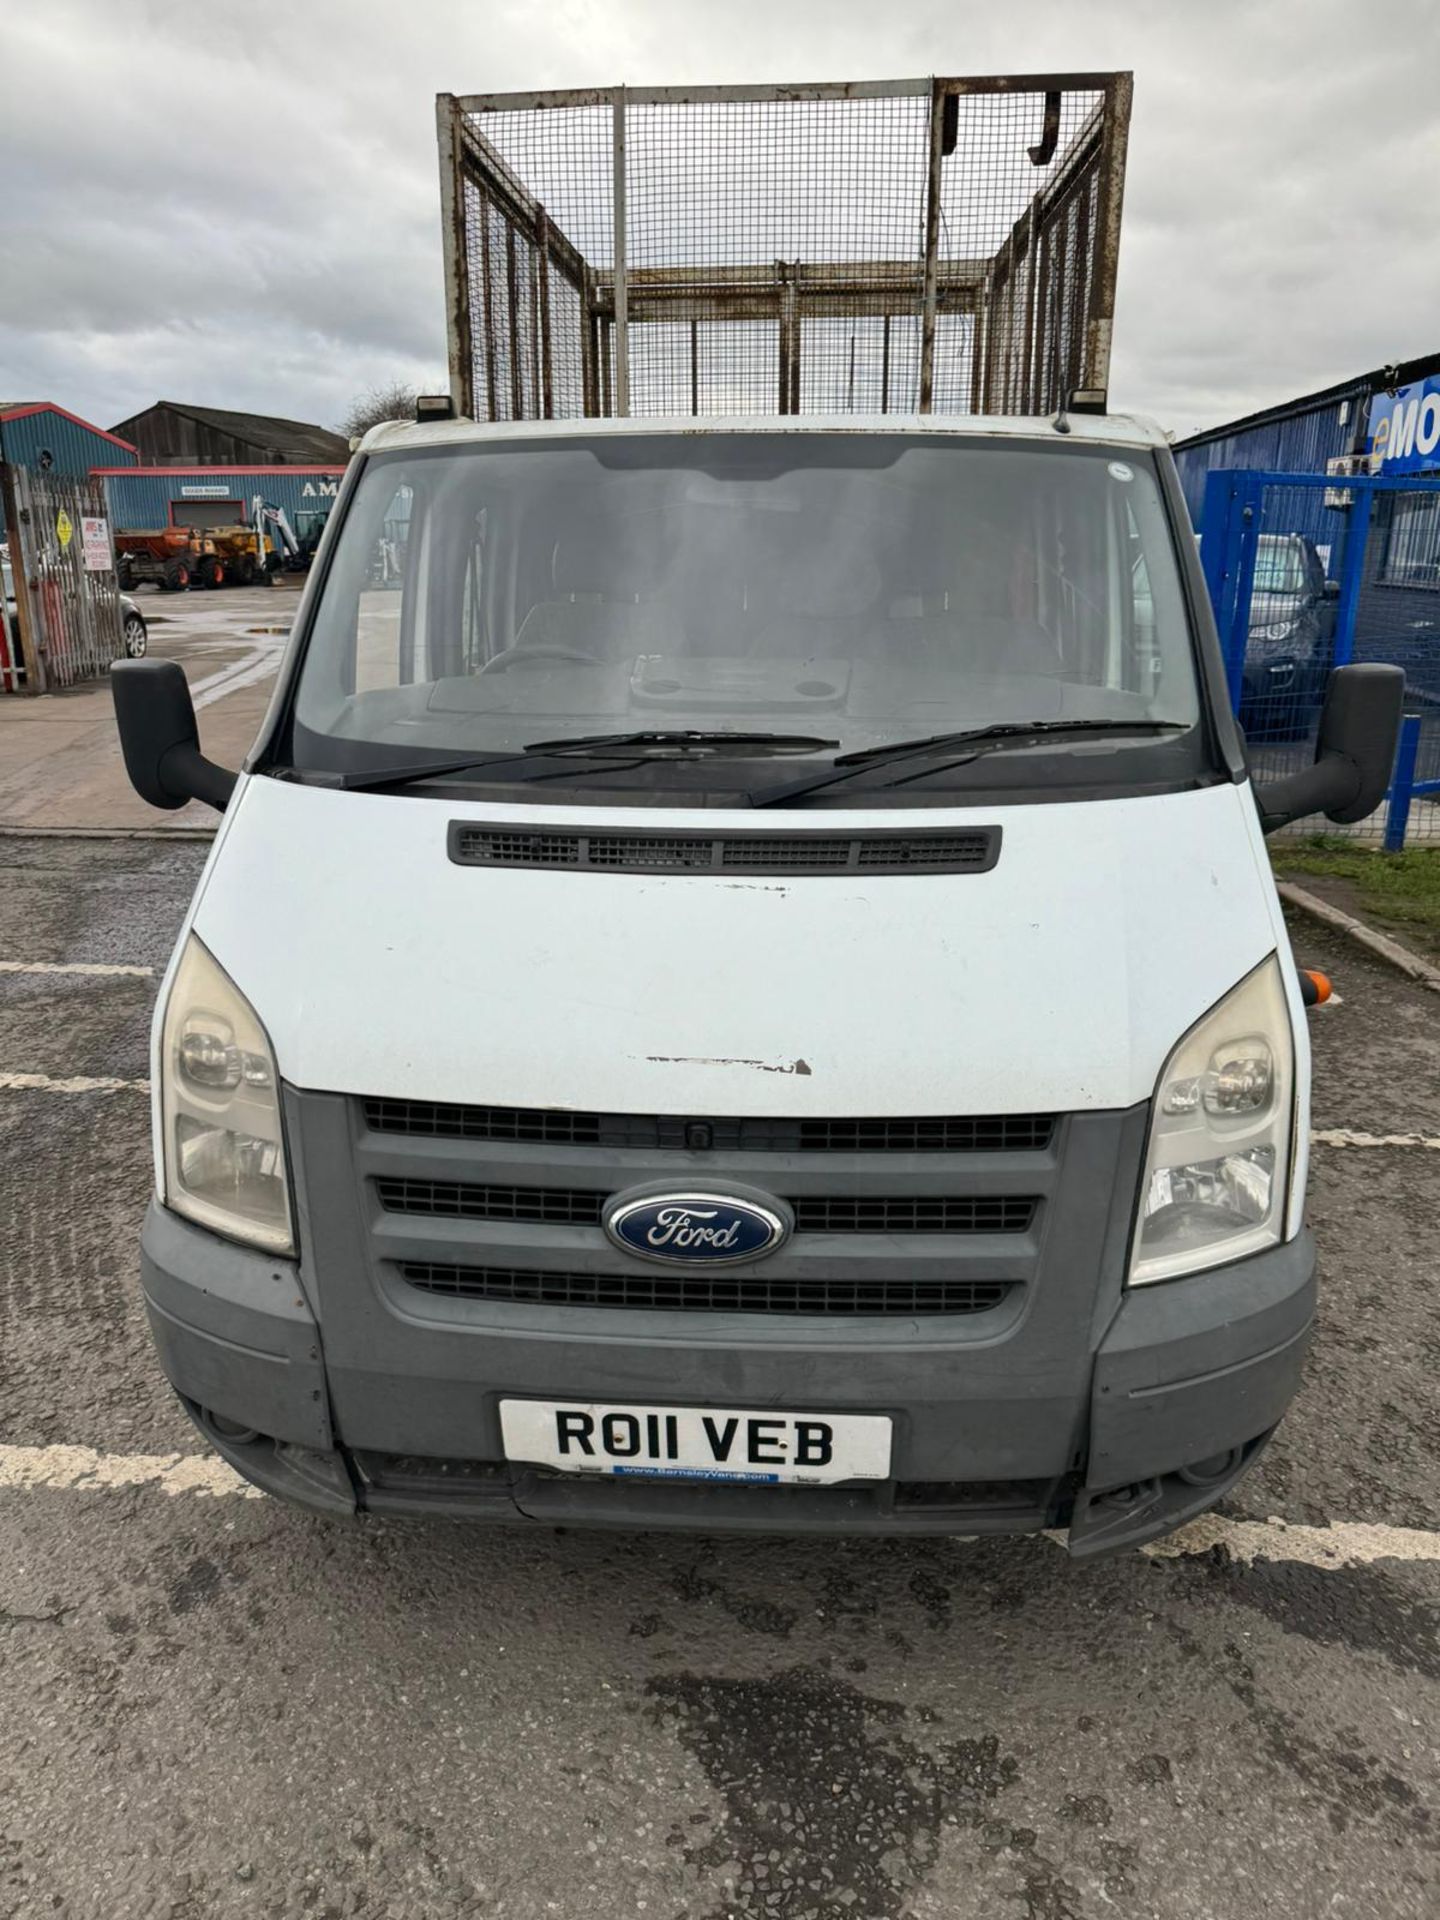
[362,1098,1055,1155]
[375,1179,602,1225]
[792,1195,1033,1233]
[448,821,1000,877]
[376,1179,1035,1235]
[398,1262,1013,1317]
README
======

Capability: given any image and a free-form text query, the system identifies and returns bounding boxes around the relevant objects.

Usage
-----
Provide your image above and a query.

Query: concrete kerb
[0,824,217,841]
[1278,880,1440,996]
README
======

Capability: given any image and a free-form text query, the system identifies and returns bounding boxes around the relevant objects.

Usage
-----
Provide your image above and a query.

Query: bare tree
[340,381,424,440]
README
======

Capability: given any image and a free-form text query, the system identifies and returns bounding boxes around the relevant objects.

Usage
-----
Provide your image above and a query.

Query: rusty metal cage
[437,75,1131,424]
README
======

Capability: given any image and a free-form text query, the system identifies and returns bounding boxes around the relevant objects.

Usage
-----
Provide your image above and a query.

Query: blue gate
[1198,468,1440,846]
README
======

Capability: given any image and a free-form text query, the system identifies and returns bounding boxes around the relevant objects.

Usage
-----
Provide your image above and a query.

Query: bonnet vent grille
[448,823,1000,876]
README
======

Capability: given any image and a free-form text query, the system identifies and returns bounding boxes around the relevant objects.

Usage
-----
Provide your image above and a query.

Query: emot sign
[1368,377,1440,476]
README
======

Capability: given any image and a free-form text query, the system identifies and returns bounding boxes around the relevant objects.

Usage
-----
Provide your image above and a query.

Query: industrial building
[1172,348,1440,524]
[0,402,137,534]
[109,401,349,468]
[94,403,350,549]
[1,400,349,548]
[94,463,346,549]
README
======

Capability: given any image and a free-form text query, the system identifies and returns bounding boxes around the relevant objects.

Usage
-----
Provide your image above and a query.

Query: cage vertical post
[504,227,523,418]
[478,199,498,421]
[918,80,947,414]
[436,95,475,418]
[1084,72,1131,401]
[535,209,554,419]
[581,281,599,418]
[611,86,630,417]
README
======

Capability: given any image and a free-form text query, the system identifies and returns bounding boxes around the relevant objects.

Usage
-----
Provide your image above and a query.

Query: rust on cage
[437,72,1131,424]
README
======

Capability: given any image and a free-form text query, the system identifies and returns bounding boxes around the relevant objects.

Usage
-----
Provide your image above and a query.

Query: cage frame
[437,72,1132,424]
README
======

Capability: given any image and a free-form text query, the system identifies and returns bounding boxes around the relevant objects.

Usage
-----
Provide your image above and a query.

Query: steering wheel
[482,645,601,673]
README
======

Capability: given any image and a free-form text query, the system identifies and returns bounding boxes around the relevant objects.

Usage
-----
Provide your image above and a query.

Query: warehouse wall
[97,466,347,536]
[0,406,137,534]
[1172,385,1367,532]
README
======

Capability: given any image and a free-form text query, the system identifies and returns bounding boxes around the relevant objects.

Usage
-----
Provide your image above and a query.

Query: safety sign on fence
[80,517,112,572]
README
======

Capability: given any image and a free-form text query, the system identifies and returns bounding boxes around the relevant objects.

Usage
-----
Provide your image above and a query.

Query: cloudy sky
[1,0,1436,442]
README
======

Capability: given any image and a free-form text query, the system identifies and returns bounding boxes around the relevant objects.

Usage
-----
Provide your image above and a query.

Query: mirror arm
[1255,754,1358,836]
[158,743,237,812]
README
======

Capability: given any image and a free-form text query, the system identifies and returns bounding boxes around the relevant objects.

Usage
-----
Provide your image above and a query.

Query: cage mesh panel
[451,79,1126,421]
[939,91,1103,414]
[624,93,927,416]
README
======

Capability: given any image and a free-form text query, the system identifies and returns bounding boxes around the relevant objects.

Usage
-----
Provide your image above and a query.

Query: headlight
[1129,956,1296,1286]
[159,936,293,1253]
[1253,620,1297,642]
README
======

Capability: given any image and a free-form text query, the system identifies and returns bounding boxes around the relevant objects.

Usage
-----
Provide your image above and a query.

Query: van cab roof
[359,410,1172,458]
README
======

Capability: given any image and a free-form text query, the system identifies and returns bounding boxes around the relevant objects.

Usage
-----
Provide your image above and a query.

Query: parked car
[1239,534,1338,738]
[4,551,149,671]
[120,594,148,658]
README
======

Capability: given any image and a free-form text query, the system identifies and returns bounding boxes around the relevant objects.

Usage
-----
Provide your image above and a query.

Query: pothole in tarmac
[246,626,291,635]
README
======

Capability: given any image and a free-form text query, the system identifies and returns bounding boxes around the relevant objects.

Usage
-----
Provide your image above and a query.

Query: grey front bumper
[139,1199,1316,1554]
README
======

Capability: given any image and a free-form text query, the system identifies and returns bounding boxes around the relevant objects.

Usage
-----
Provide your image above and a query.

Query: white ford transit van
[112,413,1402,1554]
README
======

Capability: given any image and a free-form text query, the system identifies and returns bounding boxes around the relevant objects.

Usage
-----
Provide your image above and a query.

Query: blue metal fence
[1198,468,1440,846]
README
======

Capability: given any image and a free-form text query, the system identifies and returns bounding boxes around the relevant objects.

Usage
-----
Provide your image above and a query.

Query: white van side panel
[187,778,1287,1120]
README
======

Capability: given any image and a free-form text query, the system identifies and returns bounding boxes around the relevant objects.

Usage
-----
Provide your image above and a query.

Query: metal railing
[0,467,125,694]
[1200,468,1440,845]
[437,74,1131,424]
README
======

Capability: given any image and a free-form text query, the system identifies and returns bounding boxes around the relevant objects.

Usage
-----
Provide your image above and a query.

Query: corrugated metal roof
[111,401,348,463]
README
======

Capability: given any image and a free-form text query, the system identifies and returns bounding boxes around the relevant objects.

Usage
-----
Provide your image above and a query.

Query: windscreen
[291,434,1199,771]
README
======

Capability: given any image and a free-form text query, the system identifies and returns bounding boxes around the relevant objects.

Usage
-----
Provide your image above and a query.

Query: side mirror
[1255,663,1404,836]
[111,660,237,812]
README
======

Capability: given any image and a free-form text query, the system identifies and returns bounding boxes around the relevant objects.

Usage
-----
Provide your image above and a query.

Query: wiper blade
[284,729,836,794]
[750,719,1190,808]
[835,718,1188,767]
[313,751,641,793]
[522,729,838,756]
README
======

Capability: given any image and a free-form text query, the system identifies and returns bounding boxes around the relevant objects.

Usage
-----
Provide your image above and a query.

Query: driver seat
[510,518,675,663]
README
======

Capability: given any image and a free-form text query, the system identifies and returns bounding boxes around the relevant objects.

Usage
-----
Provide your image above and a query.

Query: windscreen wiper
[750,719,1191,808]
[302,751,637,793]
[522,729,839,756]
[289,730,837,794]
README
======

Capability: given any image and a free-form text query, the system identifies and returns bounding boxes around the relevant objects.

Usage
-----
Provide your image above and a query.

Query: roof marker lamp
[159,937,293,1254]
[1129,956,1295,1286]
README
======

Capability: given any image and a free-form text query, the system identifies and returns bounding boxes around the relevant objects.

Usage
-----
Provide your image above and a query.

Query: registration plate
[500,1398,893,1487]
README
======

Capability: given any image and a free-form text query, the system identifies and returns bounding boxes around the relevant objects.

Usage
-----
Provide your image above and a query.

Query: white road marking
[0,1444,1437,1570]
[0,1071,149,1094]
[188,636,288,713]
[1144,1514,1440,1569]
[0,960,154,979]
[0,1444,260,1499]
[1311,1129,1440,1151]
